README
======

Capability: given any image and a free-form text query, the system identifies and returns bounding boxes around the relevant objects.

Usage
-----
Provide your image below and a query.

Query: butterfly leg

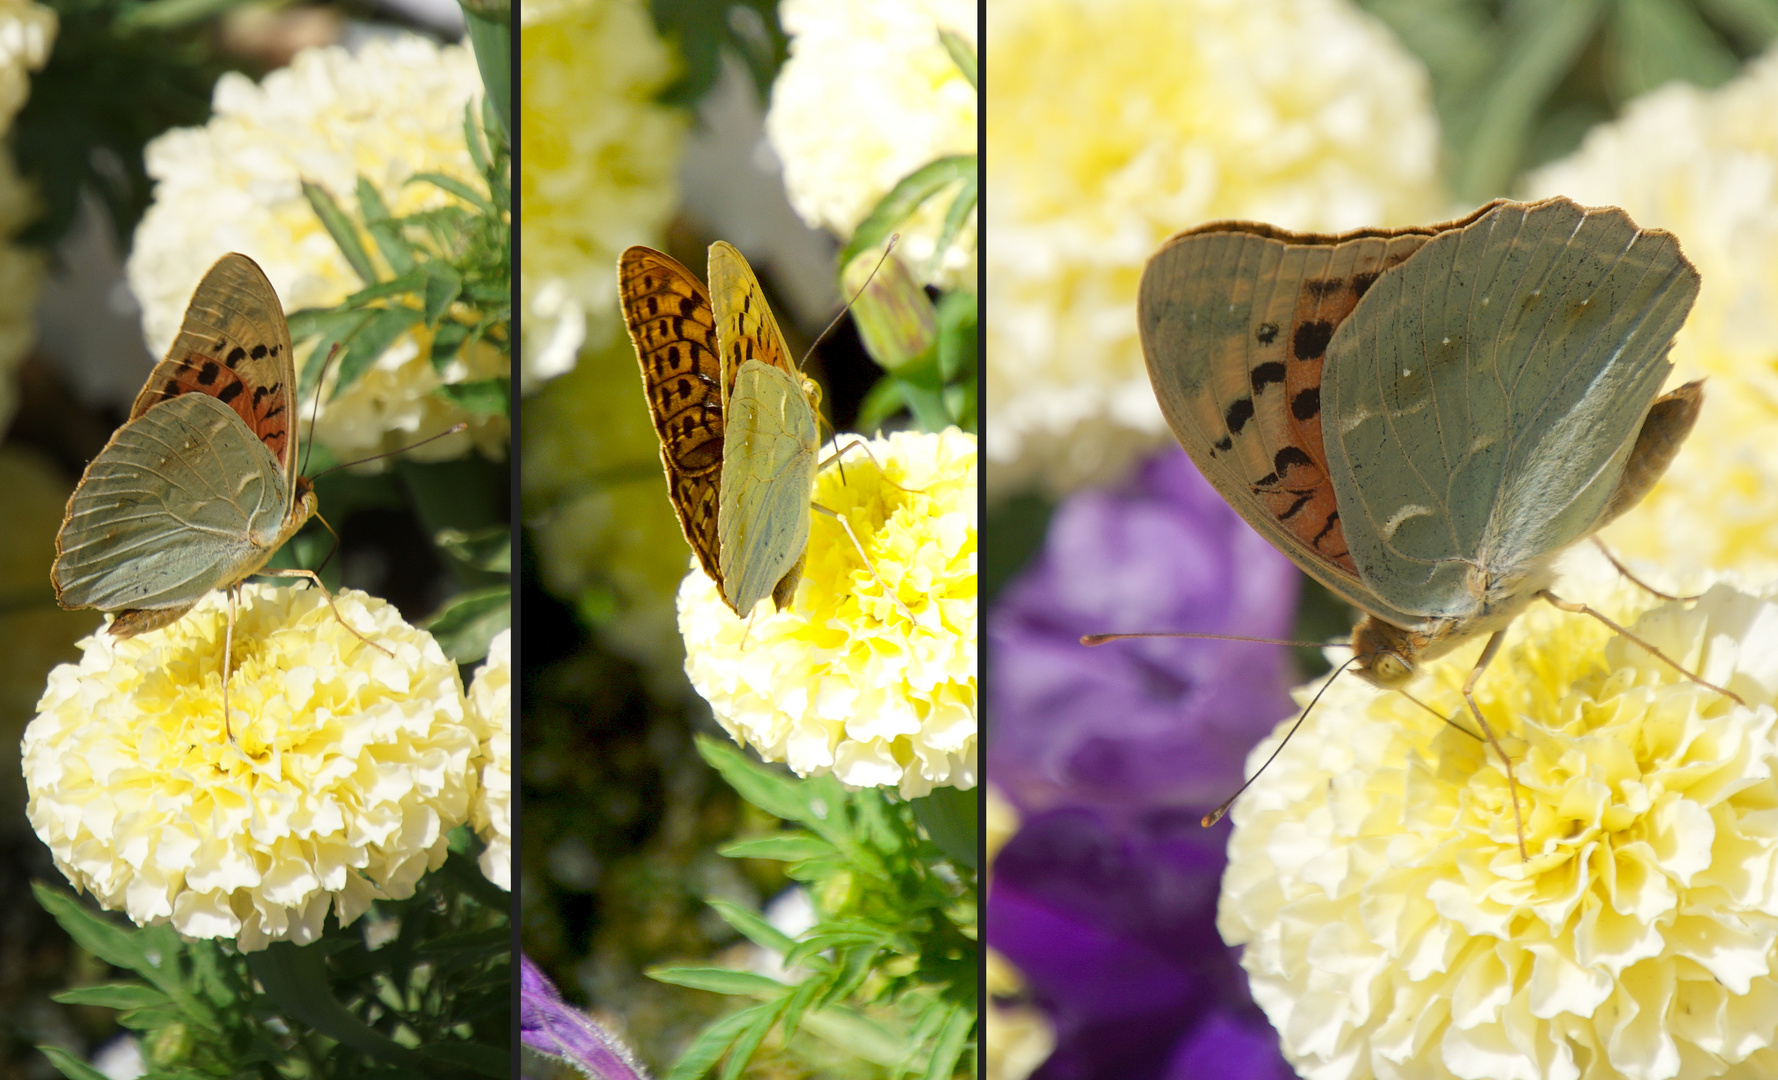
[1537,589,1744,706]
[818,438,925,496]
[260,569,396,658]
[811,501,915,623]
[1591,539,1702,604]
[1460,630,1528,861]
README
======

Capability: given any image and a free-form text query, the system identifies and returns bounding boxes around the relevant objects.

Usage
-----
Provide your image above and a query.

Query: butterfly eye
[1364,652,1414,687]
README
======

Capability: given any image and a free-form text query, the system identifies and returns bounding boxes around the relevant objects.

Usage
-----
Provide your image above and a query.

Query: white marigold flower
[985,0,1445,497]
[520,0,685,385]
[765,0,977,290]
[22,584,478,953]
[1524,43,1778,583]
[1219,565,1778,1080]
[127,34,507,468]
[466,627,511,891]
[678,428,976,797]
[0,0,52,128]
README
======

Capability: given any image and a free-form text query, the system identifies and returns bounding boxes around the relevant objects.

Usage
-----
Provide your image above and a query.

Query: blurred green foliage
[648,0,787,107]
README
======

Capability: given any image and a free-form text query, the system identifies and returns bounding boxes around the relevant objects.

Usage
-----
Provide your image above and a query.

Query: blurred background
[983,0,1778,1077]
[519,0,975,1075]
[0,1,510,1075]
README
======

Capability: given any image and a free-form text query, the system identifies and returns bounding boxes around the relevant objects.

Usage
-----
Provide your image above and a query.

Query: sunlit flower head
[128,34,507,468]
[23,584,477,952]
[766,0,977,290]
[466,627,511,891]
[678,428,977,797]
[1525,42,1778,583]
[985,0,1444,496]
[1219,562,1778,1080]
[520,0,686,385]
[0,0,52,127]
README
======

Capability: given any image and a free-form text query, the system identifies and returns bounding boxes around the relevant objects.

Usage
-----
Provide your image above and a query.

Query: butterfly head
[1350,616,1422,688]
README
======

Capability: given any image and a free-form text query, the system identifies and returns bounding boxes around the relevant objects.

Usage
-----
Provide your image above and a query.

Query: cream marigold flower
[765,0,977,290]
[466,627,511,891]
[22,584,477,952]
[0,0,50,439]
[0,0,52,128]
[127,34,507,468]
[1524,43,1778,583]
[985,0,1445,496]
[678,428,977,797]
[519,0,685,385]
[1219,564,1778,1080]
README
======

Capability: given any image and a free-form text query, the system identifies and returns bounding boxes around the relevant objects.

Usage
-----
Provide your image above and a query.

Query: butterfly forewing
[53,393,292,613]
[718,360,819,614]
[132,254,299,495]
[1322,198,1700,619]
[709,241,795,383]
[619,247,727,586]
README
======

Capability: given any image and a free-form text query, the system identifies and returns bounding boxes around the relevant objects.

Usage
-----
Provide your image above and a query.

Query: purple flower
[989,447,1301,814]
[988,447,1305,1079]
[520,955,649,1080]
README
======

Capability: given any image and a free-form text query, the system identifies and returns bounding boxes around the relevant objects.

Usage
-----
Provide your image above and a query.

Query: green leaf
[247,944,431,1070]
[1697,0,1778,46]
[705,898,799,956]
[302,180,379,285]
[435,378,510,416]
[663,1006,756,1080]
[462,3,511,137]
[423,586,511,663]
[646,965,788,998]
[1609,0,1739,102]
[32,885,184,1001]
[35,1045,110,1080]
[694,736,843,841]
[938,28,976,89]
[718,996,788,1080]
[839,155,977,272]
[854,374,911,433]
[929,174,977,280]
[911,786,977,871]
[423,264,466,327]
[407,171,496,216]
[355,175,392,226]
[717,834,835,862]
[335,304,423,395]
[431,319,472,368]
[51,983,171,1010]
[1455,0,1600,199]
[922,1004,974,1080]
[434,525,512,573]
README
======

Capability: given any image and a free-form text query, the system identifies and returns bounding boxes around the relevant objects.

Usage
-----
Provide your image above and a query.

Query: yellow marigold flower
[126,34,507,468]
[520,0,685,384]
[1219,562,1778,1080]
[765,0,977,290]
[22,584,477,952]
[678,428,977,797]
[1524,42,1778,582]
[984,0,1445,496]
[467,627,511,890]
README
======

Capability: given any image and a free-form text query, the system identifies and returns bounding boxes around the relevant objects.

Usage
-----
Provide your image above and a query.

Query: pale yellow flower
[22,584,477,952]
[765,0,977,290]
[678,428,977,797]
[519,0,686,385]
[0,0,51,439]
[127,34,507,468]
[466,627,511,891]
[1219,562,1778,1080]
[985,0,1445,496]
[0,0,52,128]
[985,785,1055,1080]
[1524,42,1778,584]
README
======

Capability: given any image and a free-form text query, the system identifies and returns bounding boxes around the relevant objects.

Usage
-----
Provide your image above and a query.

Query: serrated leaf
[355,175,391,226]
[51,983,171,1010]
[922,1004,974,1080]
[247,944,430,1070]
[345,270,431,304]
[694,736,848,844]
[422,264,465,327]
[407,171,495,216]
[32,885,182,1000]
[302,180,378,285]
[718,996,788,1080]
[335,304,423,395]
[705,898,800,956]
[938,28,975,89]
[423,586,510,663]
[35,1045,110,1080]
[718,834,835,862]
[839,155,976,272]
[663,1007,756,1080]
[431,319,472,367]
[646,966,788,998]
[434,378,510,416]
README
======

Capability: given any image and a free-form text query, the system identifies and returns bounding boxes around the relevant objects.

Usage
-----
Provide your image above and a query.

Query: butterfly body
[53,253,305,636]
[1140,197,1702,685]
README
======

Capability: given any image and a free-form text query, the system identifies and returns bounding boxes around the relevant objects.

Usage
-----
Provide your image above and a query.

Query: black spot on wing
[1291,387,1320,422]
[1225,397,1255,436]
[1256,322,1279,345]
[217,382,244,404]
[1352,271,1379,298]
[1251,362,1285,394]
[1293,321,1334,361]
[1274,446,1313,474]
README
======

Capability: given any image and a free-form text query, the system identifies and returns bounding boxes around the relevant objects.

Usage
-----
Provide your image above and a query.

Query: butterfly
[1138,196,1711,854]
[619,242,829,618]
[52,252,374,739]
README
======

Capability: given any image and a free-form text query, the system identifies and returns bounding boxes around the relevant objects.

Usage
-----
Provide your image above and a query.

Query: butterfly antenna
[307,422,471,482]
[1202,656,1360,827]
[1398,686,1483,741]
[299,342,343,478]
[804,234,901,485]
[1081,630,1325,648]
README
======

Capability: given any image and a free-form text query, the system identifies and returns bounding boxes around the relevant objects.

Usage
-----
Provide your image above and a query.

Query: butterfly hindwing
[53,392,291,614]
[132,254,298,494]
[1322,198,1700,619]
[718,360,819,615]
